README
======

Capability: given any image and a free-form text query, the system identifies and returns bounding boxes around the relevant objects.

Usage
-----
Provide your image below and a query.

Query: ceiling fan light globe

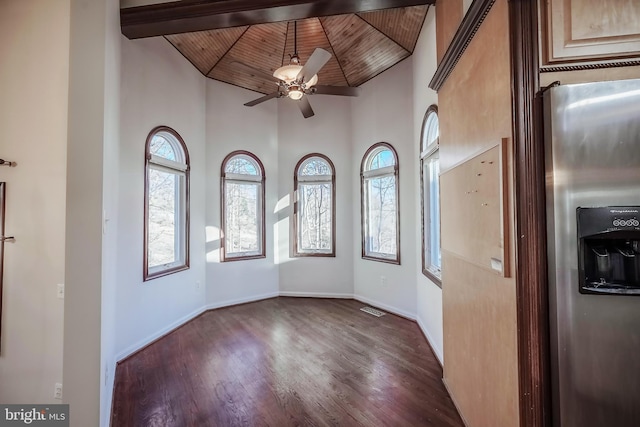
[288,89,304,100]
[273,64,302,84]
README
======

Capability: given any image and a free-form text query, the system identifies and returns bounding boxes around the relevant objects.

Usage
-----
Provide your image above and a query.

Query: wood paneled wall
[437,0,519,426]
[436,0,463,63]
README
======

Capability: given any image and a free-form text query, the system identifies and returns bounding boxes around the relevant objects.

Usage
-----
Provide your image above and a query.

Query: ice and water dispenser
[578,207,640,294]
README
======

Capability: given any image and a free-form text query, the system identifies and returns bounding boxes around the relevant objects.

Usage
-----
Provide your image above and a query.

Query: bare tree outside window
[148,168,178,267]
[294,154,335,256]
[221,152,265,261]
[420,105,441,285]
[144,127,190,281]
[361,143,400,264]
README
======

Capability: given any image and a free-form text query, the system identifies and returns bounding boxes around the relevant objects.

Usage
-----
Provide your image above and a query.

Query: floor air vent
[360,306,386,317]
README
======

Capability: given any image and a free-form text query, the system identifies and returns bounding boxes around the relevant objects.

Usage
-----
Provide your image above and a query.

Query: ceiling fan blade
[296,48,331,84]
[297,96,315,118]
[311,85,360,97]
[244,91,280,107]
[231,61,276,81]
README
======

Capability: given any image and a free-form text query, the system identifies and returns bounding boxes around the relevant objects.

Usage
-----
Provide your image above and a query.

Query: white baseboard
[279,291,353,299]
[116,292,279,362]
[416,315,443,365]
[115,292,422,364]
[205,291,279,310]
[116,305,207,362]
[353,294,416,320]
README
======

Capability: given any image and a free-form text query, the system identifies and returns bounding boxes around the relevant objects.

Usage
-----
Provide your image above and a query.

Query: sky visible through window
[150,135,177,161]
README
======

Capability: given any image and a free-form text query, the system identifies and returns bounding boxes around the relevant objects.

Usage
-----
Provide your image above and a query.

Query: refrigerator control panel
[577,207,640,295]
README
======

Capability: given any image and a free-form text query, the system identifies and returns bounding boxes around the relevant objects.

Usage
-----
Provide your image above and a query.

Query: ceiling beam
[121,0,435,39]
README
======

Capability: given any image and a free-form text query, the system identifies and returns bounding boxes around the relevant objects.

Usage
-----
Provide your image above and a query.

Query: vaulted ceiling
[121,0,433,94]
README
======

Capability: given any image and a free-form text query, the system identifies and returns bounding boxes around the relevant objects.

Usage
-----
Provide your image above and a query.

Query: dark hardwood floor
[111,297,463,426]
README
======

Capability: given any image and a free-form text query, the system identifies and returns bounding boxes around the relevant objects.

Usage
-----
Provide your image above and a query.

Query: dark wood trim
[540,59,640,73]
[419,105,442,287]
[292,153,337,258]
[508,1,551,427]
[429,0,496,91]
[360,142,401,265]
[121,0,435,39]
[220,150,267,262]
[143,126,191,282]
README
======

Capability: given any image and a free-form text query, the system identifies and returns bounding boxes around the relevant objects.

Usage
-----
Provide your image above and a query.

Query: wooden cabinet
[541,0,640,66]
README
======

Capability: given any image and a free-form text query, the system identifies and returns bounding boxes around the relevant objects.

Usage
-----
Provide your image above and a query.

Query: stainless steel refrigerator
[544,78,640,427]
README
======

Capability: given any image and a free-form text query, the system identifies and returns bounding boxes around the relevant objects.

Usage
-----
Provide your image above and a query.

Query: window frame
[360,142,401,265]
[293,153,336,257]
[220,150,266,262]
[143,126,190,281]
[420,105,442,286]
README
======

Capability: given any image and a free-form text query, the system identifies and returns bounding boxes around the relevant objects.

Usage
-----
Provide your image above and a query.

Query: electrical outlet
[56,284,64,300]
[380,276,387,286]
[54,383,63,400]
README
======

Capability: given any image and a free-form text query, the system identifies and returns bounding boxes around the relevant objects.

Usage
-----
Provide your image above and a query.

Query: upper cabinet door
[541,0,640,65]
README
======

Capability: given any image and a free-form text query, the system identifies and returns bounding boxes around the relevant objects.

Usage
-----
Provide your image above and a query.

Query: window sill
[422,268,442,288]
[362,254,400,265]
[293,251,336,258]
[221,253,266,262]
[145,263,189,281]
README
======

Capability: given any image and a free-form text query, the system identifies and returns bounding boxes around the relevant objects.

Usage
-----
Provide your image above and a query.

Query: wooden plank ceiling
[122,1,432,94]
[164,5,429,94]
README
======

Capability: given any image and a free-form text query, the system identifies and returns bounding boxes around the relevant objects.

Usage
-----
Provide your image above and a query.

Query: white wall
[0,0,69,403]
[64,0,123,424]
[277,96,354,298]
[101,0,121,423]
[412,8,444,362]
[115,36,207,360]
[351,59,418,319]
[204,80,280,307]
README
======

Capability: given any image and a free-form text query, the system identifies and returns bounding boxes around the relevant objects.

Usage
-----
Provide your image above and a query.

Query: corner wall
[411,8,444,362]
[351,59,418,319]
[115,35,207,360]
[204,80,280,308]
[277,96,354,298]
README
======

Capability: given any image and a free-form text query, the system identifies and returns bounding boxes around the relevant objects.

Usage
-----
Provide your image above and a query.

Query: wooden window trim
[143,126,191,281]
[293,153,336,258]
[420,105,442,286]
[220,150,266,262]
[360,142,401,265]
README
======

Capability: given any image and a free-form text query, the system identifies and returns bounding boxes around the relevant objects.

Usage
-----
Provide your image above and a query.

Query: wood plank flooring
[111,298,463,426]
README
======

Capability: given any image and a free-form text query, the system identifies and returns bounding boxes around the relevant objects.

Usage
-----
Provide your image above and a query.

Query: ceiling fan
[240,22,359,118]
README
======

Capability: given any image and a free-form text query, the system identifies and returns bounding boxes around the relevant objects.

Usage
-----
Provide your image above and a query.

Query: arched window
[144,126,190,280]
[221,151,265,261]
[421,105,441,284]
[294,154,336,257]
[361,142,400,264]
